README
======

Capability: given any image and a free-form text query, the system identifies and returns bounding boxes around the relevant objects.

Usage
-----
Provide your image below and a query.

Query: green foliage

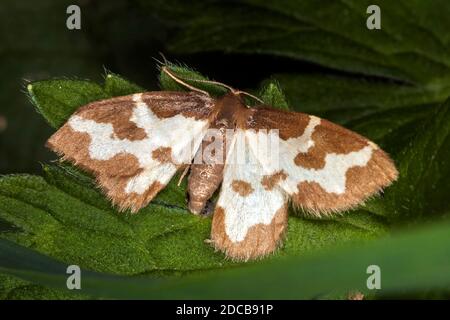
[1,220,450,299]
[272,74,449,124]
[28,81,107,129]
[382,102,450,221]
[147,0,450,86]
[0,273,85,300]
[104,73,144,97]
[259,81,290,110]
[2,0,450,299]
[1,65,450,298]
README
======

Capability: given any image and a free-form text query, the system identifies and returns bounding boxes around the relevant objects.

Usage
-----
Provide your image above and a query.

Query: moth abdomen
[187,162,224,214]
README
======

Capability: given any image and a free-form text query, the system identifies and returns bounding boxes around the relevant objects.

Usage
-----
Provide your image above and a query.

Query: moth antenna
[179,78,264,104]
[158,52,169,65]
[233,90,264,104]
[161,66,210,96]
[152,52,170,67]
[160,57,263,103]
[183,78,236,93]
[152,56,164,66]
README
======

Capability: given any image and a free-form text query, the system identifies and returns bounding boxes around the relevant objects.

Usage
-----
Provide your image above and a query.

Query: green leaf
[104,73,144,97]
[270,73,449,124]
[4,67,450,298]
[259,81,290,110]
[381,100,450,221]
[351,102,450,223]
[1,218,450,299]
[27,80,107,129]
[148,0,450,86]
[0,273,87,300]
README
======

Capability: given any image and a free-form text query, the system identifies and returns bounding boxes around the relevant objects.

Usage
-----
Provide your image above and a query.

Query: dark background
[0,0,330,174]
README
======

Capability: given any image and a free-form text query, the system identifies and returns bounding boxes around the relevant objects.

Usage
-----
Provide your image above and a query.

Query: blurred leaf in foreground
[1,217,450,299]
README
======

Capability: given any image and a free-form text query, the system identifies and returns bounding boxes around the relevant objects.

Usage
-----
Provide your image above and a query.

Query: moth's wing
[47,92,214,212]
[247,107,398,215]
[211,130,288,260]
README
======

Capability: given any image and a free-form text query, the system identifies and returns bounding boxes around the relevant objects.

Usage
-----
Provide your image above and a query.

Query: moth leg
[177,164,190,186]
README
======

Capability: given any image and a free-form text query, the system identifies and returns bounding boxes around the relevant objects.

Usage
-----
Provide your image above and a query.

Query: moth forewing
[47,91,215,213]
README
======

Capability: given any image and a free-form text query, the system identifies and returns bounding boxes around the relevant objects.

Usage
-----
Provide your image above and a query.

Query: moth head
[213,92,255,129]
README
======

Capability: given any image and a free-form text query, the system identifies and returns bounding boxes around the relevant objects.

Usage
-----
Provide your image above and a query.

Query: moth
[47,66,398,261]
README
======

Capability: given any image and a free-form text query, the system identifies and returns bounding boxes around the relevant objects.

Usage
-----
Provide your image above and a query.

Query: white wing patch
[217,130,286,242]
[288,115,321,153]
[278,144,373,195]
[247,116,375,195]
[124,163,176,194]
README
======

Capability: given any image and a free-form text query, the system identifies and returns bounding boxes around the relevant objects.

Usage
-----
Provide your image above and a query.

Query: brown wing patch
[292,149,398,214]
[98,176,164,213]
[246,107,310,139]
[47,125,141,177]
[261,170,288,191]
[47,125,166,213]
[75,96,147,141]
[210,206,288,261]
[294,118,369,170]
[231,180,254,197]
[141,91,214,120]
[152,147,173,163]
